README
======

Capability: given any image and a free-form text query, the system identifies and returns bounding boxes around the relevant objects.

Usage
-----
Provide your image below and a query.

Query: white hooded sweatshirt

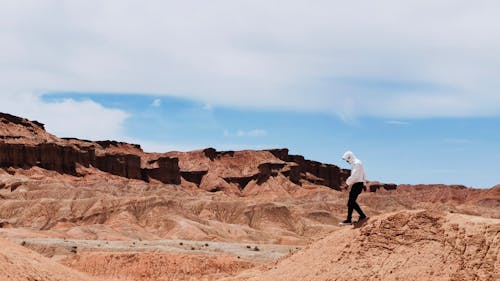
[342,151,366,186]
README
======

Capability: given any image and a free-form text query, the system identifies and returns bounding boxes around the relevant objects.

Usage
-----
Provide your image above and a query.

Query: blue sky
[42,93,500,188]
[0,1,499,188]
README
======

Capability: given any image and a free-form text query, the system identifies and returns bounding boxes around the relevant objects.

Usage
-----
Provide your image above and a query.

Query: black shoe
[339,219,352,225]
[356,216,368,223]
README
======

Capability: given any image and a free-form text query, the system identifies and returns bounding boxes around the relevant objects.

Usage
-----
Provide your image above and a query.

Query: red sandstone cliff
[0,113,180,184]
[0,112,348,192]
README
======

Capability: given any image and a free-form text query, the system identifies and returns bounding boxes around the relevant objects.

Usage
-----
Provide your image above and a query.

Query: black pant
[347,182,366,221]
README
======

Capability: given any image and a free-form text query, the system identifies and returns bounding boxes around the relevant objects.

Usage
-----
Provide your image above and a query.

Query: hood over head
[342,150,358,164]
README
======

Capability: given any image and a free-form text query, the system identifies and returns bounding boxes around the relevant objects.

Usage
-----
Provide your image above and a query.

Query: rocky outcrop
[368,182,398,192]
[0,113,358,190]
[224,176,258,189]
[0,113,60,144]
[181,170,208,185]
[95,153,142,180]
[203,148,235,160]
[175,148,350,191]
[0,141,182,184]
[0,112,45,131]
[257,163,286,184]
[0,143,95,175]
[96,141,142,151]
[0,113,181,184]
[144,157,181,184]
[266,149,345,190]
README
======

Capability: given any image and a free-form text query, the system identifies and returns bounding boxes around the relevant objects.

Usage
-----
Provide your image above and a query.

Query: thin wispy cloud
[224,129,267,138]
[385,120,410,126]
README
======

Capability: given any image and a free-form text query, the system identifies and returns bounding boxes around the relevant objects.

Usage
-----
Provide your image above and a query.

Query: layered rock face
[0,112,348,190]
[367,182,398,192]
[267,148,350,190]
[143,157,180,184]
[0,113,180,184]
[0,143,95,174]
[167,147,349,193]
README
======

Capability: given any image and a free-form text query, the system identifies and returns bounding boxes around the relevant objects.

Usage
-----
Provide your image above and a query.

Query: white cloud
[151,98,161,107]
[0,1,500,118]
[385,120,410,126]
[238,129,267,137]
[224,129,267,137]
[0,93,129,140]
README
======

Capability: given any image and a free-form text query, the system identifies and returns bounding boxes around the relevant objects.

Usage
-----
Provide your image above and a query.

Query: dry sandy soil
[0,237,100,281]
[231,210,500,281]
[1,167,498,281]
[1,209,498,281]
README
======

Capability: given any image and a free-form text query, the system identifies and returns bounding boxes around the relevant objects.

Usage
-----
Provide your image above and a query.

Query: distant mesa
[0,112,179,184]
[0,112,351,192]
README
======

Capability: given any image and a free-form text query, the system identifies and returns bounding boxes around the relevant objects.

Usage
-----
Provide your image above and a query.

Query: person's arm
[346,162,362,185]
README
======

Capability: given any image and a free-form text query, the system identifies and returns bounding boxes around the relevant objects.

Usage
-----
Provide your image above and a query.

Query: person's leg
[352,201,366,219]
[346,202,353,222]
[351,183,366,219]
[346,187,358,222]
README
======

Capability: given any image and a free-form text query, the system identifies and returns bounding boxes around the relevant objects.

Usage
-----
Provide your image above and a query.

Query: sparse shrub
[254,246,260,251]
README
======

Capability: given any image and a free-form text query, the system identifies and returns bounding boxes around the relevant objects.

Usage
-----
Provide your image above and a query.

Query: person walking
[341,151,367,225]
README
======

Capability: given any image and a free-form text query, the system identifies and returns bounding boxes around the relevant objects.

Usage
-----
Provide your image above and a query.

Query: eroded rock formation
[0,113,180,184]
[0,112,365,192]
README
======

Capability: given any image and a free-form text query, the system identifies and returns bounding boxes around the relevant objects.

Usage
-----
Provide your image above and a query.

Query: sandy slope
[232,210,500,281]
[62,252,254,281]
[0,238,100,281]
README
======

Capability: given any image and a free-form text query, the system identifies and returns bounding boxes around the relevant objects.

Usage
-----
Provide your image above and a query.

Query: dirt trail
[10,238,300,263]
